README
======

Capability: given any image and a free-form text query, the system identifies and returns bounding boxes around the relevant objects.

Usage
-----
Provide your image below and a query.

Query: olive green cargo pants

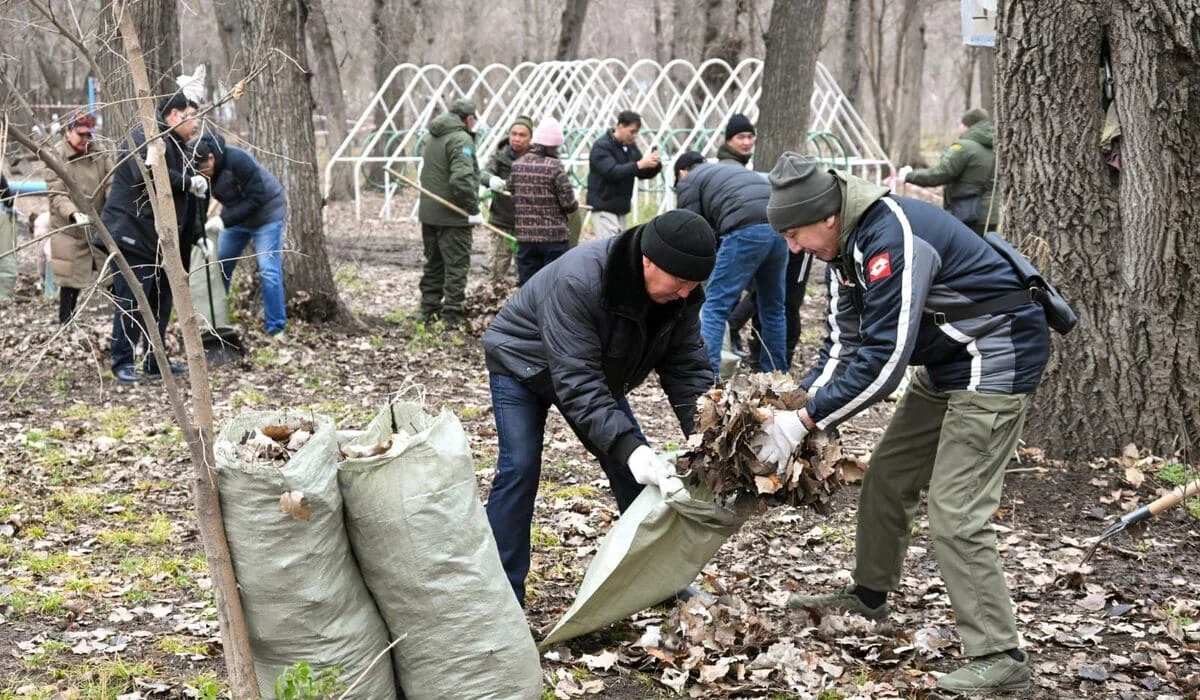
[419,223,473,318]
[854,368,1029,656]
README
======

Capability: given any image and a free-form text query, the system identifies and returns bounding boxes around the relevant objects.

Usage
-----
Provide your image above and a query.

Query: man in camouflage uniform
[899,108,998,235]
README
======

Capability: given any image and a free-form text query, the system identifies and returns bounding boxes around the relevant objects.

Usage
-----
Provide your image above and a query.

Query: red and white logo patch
[867,252,892,282]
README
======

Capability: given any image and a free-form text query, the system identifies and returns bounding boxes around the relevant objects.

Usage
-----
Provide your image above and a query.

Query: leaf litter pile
[678,373,866,511]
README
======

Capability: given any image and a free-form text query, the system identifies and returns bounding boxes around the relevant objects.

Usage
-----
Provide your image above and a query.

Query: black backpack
[932,232,1078,334]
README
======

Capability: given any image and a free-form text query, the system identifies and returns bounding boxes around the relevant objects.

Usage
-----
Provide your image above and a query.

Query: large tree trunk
[961,45,977,112]
[997,0,1200,460]
[841,0,863,107]
[864,0,889,152]
[891,0,925,166]
[237,0,355,326]
[30,32,68,104]
[555,0,590,60]
[756,0,829,172]
[96,0,180,135]
[307,0,353,201]
[212,0,249,134]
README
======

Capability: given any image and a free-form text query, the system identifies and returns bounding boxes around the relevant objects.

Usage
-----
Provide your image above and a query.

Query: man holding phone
[586,111,662,238]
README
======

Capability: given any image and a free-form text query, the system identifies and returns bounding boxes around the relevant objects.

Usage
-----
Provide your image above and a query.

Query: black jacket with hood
[483,225,713,465]
[205,134,287,229]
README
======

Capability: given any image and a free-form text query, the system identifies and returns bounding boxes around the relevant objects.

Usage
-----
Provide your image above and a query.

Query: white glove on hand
[72,212,90,226]
[627,445,674,488]
[205,216,225,236]
[188,175,209,196]
[197,236,212,256]
[752,410,809,467]
[467,213,484,225]
[895,165,913,183]
[488,175,507,192]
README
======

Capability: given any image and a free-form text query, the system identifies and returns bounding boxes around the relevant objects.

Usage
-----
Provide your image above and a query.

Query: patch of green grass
[1158,462,1197,486]
[98,528,138,548]
[185,672,224,700]
[530,524,562,548]
[251,346,281,368]
[62,402,93,420]
[385,309,408,324]
[20,551,73,575]
[334,264,369,292]
[233,383,269,407]
[96,406,138,439]
[144,512,175,545]
[21,638,70,669]
[52,489,103,517]
[2,586,31,613]
[73,656,160,695]
[543,483,602,500]
[38,591,66,614]
[457,404,485,420]
[156,635,212,657]
[123,586,151,604]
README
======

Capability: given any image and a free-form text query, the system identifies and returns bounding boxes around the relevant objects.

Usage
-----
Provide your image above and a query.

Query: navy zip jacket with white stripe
[800,174,1050,430]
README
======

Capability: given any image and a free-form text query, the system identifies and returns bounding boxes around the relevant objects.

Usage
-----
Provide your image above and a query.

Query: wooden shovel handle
[1148,477,1200,517]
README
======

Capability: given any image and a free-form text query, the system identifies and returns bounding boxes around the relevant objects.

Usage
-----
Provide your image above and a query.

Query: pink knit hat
[532,118,564,147]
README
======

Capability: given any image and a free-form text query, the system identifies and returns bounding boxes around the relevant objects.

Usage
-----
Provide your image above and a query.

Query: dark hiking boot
[113,364,140,385]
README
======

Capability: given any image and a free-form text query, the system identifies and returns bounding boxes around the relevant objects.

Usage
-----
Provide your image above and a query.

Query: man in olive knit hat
[483,209,717,606]
[760,151,1051,696]
[482,114,534,281]
[717,113,756,166]
[897,107,998,234]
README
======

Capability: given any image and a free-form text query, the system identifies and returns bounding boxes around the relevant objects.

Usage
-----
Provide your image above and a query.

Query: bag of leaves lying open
[543,374,863,647]
[337,402,542,700]
[214,411,397,700]
[541,478,750,648]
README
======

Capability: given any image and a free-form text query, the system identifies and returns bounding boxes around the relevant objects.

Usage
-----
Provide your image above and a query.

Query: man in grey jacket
[482,209,717,605]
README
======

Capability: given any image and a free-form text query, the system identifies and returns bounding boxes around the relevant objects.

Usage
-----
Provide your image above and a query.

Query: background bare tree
[890,0,925,166]
[97,0,181,130]
[235,0,355,326]
[755,0,829,171]
[840,0,863,107]
[996,0,1200,460]
[555,0,590,60]
[976,44,995,115]
[308,0,352,200]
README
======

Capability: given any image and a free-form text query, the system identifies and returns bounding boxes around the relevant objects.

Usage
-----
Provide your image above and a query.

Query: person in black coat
[481,210,716,605]
[585,111,661,238]
[195,133,288,335]
[101,92,205,384]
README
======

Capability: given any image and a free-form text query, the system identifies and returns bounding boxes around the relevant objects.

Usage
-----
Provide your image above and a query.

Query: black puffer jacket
[674,162,771,236]
[208,141,286,229]
[585,131,661,215]
[483,225,713,465]
[101,126,201,264]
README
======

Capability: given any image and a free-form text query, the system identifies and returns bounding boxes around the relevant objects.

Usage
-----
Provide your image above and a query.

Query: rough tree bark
[96,0,181,133]
[756,0,829,172]
[212,0,250,135]
[996,0,1200,460]
[307,0,353,201]
[841,0,863,107]
[555,0,590,60]
[863,0,889,151]
[29,31,68,103]
[891,0,925,166]
[961,45,976,112]
[236,0,356,326]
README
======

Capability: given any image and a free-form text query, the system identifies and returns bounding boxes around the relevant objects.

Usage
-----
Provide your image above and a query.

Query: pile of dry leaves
[678,373,865,513]
[463,279,518,335]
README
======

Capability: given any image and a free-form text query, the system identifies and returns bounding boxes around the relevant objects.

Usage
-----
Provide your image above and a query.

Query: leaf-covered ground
[1,195,1198,699]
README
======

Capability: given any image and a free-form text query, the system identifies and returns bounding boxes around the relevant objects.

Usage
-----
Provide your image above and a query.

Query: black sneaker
[144,362,188,379]
[113,364,140,384]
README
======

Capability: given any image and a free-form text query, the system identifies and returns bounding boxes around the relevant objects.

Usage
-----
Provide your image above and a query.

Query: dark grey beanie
[640,210,717,282]
[766,152,842,231]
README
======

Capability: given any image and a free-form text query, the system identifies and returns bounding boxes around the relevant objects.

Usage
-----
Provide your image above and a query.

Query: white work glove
[71,212,90,226]
[488,175,507,192]
[752,409,809,467]
[895,165,913,183]
[205,215,225,236]
[197,236,212,256]
[188,175,209,196]
[467,213,484,225]
[627,445,675,488]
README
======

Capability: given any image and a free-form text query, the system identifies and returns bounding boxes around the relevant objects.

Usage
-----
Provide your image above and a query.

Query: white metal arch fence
[325,58,892,222]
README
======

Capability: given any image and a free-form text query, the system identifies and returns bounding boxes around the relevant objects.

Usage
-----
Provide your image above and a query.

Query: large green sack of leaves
[338,402,543,700]
[215,411,398,700]
[541,480,747,648]
[188,235,231,330]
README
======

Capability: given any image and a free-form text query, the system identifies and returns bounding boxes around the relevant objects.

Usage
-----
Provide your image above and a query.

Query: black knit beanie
[725,113,756,141]
[672,151,706,184]
[640,210,717,282]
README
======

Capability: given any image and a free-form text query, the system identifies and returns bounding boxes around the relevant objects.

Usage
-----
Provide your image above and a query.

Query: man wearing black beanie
[718,113,756,167]
[482,210,716,606]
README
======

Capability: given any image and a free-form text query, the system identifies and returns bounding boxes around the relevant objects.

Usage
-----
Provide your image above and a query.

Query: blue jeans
[485,372,646,605]
[111,258,173,372]
[218,220,286,334]
[700,223,788,375]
